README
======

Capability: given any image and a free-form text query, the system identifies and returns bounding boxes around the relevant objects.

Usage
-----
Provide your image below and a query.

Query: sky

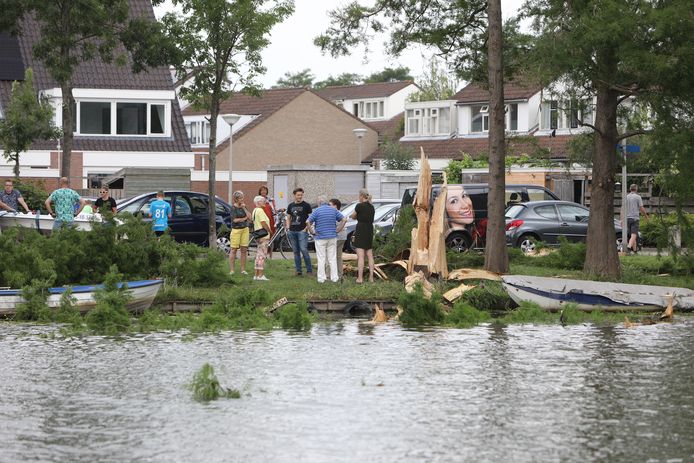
[154,0,525,89]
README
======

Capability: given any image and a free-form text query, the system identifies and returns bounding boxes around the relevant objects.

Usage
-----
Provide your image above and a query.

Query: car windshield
[505,204,525,218]
[373,204,397,222]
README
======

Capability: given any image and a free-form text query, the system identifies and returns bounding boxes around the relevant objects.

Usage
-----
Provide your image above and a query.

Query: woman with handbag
[252,195,272,281]
[229,191,252,275]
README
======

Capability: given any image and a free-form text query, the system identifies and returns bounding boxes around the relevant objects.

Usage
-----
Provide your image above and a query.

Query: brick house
[0,0,191,194]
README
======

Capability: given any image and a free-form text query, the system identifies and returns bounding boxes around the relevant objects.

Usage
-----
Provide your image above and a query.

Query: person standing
[252,196,272,281]
[329,198,347,280]
[148,191,172,237]
[351,189,375,283]
[285,187,313,276]
[45,177,85,230]
[308,196,346,283]
[229,191,252,275]
[1,179,31,213]
[626,183,649,253]
[94,185,118,214]
[259,185,277,257]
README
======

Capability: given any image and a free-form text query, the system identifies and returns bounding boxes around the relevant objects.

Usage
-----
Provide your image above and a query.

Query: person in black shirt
[351,189,375,283]
[94,186,117,214]
[285,187,313,276]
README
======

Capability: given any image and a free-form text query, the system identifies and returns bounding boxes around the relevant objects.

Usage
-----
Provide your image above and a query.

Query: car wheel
[518,234,538,254]
[216,235,231,256]
[445,232,472,253]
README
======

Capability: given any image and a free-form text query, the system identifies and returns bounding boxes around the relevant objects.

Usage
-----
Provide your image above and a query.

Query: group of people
[228,186,376,283]
[0,177,119,230]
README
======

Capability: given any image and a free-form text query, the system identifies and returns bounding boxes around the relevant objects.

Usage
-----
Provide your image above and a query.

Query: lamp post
[352,128,367,164]
[222,114,240,204]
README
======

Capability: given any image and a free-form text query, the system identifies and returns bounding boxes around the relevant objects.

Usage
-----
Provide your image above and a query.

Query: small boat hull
[501,275,694,311]
[0,211,103,233]
[0,280,163,316]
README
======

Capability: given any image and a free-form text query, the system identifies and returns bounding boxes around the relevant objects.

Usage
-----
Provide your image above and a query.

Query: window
[185,120,210,145]
[541,99,592,130]
[188,195,208,214]
[117,102,147,134]
[549,100,559,129]
[355,100,384,119]
[508,104,518,131]
[535,205,558,220]
[407,109,420,134]
[76,100,169,136]
[406,106,451,136]
[471,105,489,133]
[527,187,555,201]
[174,196,192,216]
[80,102,111,134]
[557,204,589,222]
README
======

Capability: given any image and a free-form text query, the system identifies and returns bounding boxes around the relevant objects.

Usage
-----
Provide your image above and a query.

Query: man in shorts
[1,179,31,213]
[626,183,649,253]
[148,191,172,237]
[45,177,85,230]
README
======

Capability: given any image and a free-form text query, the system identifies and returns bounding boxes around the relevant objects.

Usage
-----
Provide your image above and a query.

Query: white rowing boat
[0,279,163,316]
[501,275,694,311]
[0,211,106,233]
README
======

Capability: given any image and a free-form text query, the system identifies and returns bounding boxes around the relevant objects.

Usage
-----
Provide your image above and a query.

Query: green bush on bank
[640,212,693,248]
[374,205,415,261]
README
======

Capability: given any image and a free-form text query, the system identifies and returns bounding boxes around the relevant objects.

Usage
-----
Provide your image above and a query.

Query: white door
[274,175,289,210]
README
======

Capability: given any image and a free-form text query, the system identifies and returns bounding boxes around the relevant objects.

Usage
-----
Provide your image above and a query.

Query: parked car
[340,198,400,220]
[117,191,232,247]
[344,203,401,252]
[402,184,561,252]
[504,200,627,253]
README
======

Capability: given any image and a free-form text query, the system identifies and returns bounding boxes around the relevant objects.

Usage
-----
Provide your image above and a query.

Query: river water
[1,318,693,463]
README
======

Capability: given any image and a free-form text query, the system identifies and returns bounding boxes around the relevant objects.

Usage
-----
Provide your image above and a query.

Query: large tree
[161,0,293,248]
[314,72,363,88]
[522,0,694,277]
[274,68,314,88]
[0,0,162,180]
[408,57,458,102]
[365,65,413,83]
[0,69,59,177]
[315,0,511,272]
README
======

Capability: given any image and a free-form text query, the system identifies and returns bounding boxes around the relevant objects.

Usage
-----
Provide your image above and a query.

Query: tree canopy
[273,68,314,88]
[364,66,413,83]
[408,57,458,102]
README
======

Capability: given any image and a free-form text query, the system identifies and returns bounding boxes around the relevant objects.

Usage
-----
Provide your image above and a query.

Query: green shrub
[275,302,314,330]
[640,212,693,248]
[189,363,240,402]
[54,288,82,326]
[15,278,53,322]
[397,285,446,326]
[13,179,48,211]
[460,281,513,311]
[497,301,556,324]
[447,250,485,269]
[445,301,491,328]
[84,265,132,335]
[533,238,586,270]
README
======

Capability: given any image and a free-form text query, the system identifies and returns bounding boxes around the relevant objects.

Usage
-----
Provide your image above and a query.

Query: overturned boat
[0,211,104,233]
[0,279,163,316]
[501,275,694,311]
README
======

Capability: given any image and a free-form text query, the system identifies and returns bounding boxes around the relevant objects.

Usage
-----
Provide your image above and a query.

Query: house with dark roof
[0,0,191,193]
[181,87,378,204]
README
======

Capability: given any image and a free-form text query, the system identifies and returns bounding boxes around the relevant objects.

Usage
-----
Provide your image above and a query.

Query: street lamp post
[222,114,241,204]
[352,128,367,164]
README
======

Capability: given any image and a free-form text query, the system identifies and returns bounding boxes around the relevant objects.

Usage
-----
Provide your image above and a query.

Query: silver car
[344,202,401,252]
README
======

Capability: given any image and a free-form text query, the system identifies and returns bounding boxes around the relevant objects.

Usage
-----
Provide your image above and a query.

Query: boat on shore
[501,275,694,311]
[0,211,104,233]
[0,279,163,316]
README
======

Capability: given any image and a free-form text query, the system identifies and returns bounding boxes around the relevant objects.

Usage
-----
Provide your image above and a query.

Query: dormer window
[541,99,592,130]
[354,99,385,120]
[405,106,451,136]
[471,105,490,132]
[75,99,171,136]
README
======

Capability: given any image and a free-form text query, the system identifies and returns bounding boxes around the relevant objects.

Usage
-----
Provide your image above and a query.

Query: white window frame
[74,99,171,137]
[540,99,592,130]
[356,99,385,120]
[406,106,451,136]
[471,105,490,133]
[185,120,211,146]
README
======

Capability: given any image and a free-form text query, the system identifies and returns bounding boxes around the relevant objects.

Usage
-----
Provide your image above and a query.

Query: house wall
[386,86,419,119]
[267,165,370,204]
[217,92,378,171]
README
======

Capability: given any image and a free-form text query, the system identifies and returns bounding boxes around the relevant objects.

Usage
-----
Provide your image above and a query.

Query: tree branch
[616,129,649,141]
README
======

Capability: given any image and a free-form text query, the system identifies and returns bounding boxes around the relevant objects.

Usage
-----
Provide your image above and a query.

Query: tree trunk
[13,154,20,178]
[208,99,220,249]
[60,82,74,180]
[584,81,620,278]
[484,0,508,274]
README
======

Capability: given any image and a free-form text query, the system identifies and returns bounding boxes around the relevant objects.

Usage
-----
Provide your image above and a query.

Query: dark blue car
[117,191,232,247]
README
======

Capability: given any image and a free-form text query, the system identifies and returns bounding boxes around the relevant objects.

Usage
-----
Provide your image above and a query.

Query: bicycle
[247,210,293,259]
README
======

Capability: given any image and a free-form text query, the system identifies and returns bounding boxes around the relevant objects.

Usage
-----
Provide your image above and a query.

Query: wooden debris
[427,171,448,278]
[526,248,553,257]
[373,266,389,281]
[375,260,408,271]
[371,303,389,323]
[660,295,674,320]
[265,297,289,314]
[443,282,477,303]
[447,268,501,281]
[407,148,432,274]
[405,271,433,298]
[624,316,637,328]
[342,253,358,261]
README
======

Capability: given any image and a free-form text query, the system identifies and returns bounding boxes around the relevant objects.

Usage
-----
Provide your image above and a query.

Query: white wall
[386,85,419,119]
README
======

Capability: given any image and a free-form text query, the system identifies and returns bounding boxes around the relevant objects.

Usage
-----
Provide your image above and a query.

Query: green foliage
[0,69,60,177]
[460,281,513,311]
[314,73,363,88]
[15,278,53,322]
[397,285,446,326]
[274,68,314,88]
[380,138,415,170]
[408,57,458,102]
[444,155,488,183]
[374,205,415,261]
[640,213,693,249]
[12,179,48,211]
[274,302,315,331]
[189,363,240,402]
[55,289,82,326]
[497,301,555,324]
[85,265,132,335]
[445,301,490,328]
[533,238,587,271]
[365,66,413,83]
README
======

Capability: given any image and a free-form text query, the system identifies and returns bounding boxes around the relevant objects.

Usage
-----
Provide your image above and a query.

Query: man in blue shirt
[308,195,346,283]
[148,191,172,237]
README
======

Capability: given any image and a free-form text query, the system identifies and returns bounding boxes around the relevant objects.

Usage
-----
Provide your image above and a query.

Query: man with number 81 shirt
[149,190,172,237]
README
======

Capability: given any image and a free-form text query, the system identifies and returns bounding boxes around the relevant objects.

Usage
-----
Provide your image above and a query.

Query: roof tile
[315,81,416,100]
